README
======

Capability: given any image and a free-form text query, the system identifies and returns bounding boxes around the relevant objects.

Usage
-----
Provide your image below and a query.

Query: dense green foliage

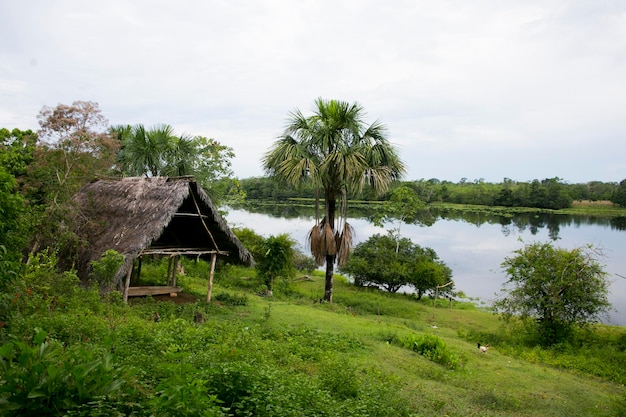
[0,329,133,416]
[340,232,452,297]
[614,179,626,207]
[90,249,125,292]
[255,234,296,291]
[494,242,611,345]
[0,168,27,257]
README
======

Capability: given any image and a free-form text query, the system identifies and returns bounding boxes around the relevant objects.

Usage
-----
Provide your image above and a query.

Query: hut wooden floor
[126,286,183,297]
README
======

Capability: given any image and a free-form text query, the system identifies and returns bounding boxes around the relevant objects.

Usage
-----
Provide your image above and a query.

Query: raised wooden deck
[126,286,183,297]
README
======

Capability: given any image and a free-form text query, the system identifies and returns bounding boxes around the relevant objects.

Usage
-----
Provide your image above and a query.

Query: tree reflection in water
[227,202,626,326]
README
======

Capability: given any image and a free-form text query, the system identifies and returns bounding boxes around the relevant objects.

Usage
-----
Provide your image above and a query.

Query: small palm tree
[111,124,176,177]
[263,98,405,301]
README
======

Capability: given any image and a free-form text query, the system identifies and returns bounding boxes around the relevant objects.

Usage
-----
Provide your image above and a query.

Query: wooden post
[207,253,217,302]
[166,256,173,286]
[123,259,134,303]
[136,256,142,282]
[172,256,179,287]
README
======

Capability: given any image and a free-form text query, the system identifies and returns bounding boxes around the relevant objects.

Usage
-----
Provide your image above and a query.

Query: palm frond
[306,222,324,265]
[336,222,354,267]
[321,221,337,256]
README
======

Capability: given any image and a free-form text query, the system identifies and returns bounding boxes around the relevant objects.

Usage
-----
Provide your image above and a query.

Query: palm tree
[162,133,197,177]
[111,124,176,177]
[263,98,405,301]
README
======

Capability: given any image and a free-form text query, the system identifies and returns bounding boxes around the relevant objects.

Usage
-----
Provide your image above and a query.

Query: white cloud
[1,0,625,182]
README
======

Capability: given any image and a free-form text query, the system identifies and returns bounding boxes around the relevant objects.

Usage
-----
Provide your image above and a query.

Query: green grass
[432,201,626,218]
[172,266,626,416]
[3,260,626,416]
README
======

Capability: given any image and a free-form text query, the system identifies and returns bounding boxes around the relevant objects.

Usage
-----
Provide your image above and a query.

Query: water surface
[225,207,626,326]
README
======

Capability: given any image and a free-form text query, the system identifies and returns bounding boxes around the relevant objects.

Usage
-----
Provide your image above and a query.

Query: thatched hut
[70,176,254,301]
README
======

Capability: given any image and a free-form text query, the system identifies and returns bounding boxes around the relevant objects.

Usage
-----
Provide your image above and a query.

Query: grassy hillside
[222,272,626,416]
[2,258,625,416]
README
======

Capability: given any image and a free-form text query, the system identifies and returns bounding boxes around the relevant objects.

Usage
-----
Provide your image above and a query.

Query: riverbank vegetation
[238,176,626,212]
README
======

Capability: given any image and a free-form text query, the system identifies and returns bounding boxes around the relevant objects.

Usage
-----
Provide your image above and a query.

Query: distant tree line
[239,176,626,210]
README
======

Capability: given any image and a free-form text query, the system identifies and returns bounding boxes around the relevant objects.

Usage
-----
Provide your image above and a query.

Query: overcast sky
[1,1,625,183]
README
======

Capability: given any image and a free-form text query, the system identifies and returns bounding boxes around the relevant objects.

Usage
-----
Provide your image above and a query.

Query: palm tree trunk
[324,254,334,302]
[323,196,336,302]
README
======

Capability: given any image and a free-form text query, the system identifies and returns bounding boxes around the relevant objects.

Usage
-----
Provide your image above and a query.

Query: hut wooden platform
[126,286,183,297]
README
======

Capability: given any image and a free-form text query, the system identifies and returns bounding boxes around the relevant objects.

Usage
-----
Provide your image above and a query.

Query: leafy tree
[494,241,611,345]
[0,168,27,257]
[371,185,424,251]
[408,256,453,300]
[232,227,266,262]
[255,234,296,291]
[0,167,28,300]
[611,179,626,207]
[22,102,119,260]
[340,233,451,297]
[0,128,37,186]
[340,233,406,292]
[0,130,34,292]
[263,98,405,301]
[33,101,119,207]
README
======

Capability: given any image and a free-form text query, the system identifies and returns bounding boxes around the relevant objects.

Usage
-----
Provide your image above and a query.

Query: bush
[255,234,296,290]
[392,333,465,370]
[6,251,81,323]
[214,291,248,306]
[495,242,611,345]
[90,249,124,292]
[0,329,133,416]
[149,372,225,417]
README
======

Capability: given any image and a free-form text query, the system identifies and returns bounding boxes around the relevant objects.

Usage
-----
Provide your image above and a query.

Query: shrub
[392,333,465,370]
[0,329,133,416]
[214,291,248,306]
[90,249,124,292]
[6,251,80,322]
[495,242,611,345]
[149,372,225,417]
[255,234,296,291]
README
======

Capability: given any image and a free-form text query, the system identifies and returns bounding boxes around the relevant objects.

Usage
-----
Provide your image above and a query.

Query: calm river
[225,206,626,326]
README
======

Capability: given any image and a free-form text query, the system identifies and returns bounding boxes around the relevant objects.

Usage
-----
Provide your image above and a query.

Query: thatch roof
[71,176,254,284]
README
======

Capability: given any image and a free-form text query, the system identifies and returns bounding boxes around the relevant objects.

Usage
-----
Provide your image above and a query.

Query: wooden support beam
[166,256,173,286]
[172,255,179,287]
[207,252,217,302]
[123,260,134,303]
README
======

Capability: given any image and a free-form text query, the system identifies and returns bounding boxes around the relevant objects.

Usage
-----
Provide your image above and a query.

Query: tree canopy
[33,101,119,207]
[340,232,452,298]
[494,241,611,344]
